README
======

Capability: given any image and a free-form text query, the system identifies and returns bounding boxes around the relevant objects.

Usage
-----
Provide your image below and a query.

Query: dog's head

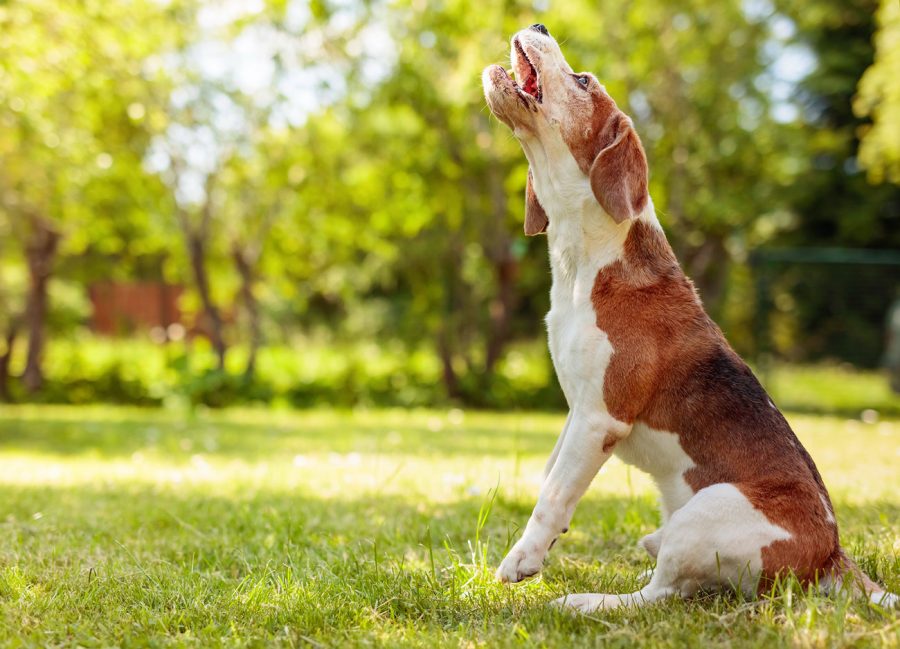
[482,25,648,235]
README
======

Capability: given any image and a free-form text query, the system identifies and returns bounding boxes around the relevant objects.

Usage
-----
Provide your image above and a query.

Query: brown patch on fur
[589,120,648,223]
[560,91,648,222]
[560,89,619,174]
[525,168,548,236]
[591,221,839,585]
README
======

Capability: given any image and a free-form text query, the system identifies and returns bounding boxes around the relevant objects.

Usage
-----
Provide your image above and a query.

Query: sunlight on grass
[766,364,900,418]
[0,405,898,646]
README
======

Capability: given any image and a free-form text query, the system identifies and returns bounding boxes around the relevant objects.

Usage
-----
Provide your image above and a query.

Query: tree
[307,0,794,399]
[554,1,789,315]
[219,128,296,379]
[854,0,900,184]
[0,0,193,391]
[0,213,25,400]
[143,0,372,373]
[773,0,900,365]
[776,0,900,248]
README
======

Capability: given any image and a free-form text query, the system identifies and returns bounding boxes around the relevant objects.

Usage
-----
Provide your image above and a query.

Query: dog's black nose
[530,23,549,36]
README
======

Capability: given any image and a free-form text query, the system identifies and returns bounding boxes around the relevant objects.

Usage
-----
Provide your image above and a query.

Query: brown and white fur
[482,24,897,612]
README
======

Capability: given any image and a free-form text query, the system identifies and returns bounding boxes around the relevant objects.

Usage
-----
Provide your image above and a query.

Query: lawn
[0,405,898,647]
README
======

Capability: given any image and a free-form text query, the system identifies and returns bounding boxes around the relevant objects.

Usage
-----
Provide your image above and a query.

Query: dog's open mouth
[513,38,541,103]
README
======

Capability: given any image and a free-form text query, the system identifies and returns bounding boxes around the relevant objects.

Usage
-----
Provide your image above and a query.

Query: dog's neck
[542,189,661,301]
[546,201,632,281]
[521,130,660,294]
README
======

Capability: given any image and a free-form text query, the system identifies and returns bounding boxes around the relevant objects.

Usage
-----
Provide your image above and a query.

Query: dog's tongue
[523,75,538,97]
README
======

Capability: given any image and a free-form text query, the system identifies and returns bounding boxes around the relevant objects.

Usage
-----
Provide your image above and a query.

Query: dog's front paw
[496,540,546,583]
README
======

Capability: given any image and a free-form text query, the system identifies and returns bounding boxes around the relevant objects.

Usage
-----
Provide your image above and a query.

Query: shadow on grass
[5,400,899,470]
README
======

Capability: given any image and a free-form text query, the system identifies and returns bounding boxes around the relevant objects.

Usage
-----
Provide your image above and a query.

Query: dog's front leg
[497,410,629,583]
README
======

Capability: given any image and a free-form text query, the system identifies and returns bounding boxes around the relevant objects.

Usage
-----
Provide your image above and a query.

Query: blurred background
[1,0,899,414]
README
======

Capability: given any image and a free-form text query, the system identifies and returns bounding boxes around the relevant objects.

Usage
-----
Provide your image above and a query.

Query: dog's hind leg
[634,528,662,582]
[551,544,684,613]
[552,482,792,613]
[552,581,678,613]
[639,528,662,559]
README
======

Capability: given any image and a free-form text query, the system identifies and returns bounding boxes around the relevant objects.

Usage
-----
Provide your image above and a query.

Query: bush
[3,335,900,416]
[2,336,561,410]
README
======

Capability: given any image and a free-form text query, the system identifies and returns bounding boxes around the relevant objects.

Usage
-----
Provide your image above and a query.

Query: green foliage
[0,406,897,645]
[760,260,900,367]
[4,336,900,417]
[0,0,187,266]
[0,0,898,400]
[175,368,274,409]
[765,0,900,367]
[855,0,900,183]
[776,0,900,249]
[766,362,900,417]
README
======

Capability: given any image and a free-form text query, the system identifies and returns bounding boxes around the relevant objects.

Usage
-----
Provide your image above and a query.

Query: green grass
[0,405,898,647]
[765,363,900,418]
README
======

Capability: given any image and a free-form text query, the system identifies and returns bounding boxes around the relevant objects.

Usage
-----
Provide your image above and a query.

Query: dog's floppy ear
[525,168,548,236]
[589,114,648,223]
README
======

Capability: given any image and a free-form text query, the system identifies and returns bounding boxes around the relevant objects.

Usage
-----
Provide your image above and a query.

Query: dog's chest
[543,219,630,409]
[546,292,612,408]
[544,242,616,409]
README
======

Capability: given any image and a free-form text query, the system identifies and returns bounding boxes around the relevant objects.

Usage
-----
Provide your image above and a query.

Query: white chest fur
[614,422,696,520]
[537,151,631,402]
[543,211,629,410]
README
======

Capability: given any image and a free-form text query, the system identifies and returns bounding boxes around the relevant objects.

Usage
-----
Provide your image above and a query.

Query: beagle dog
[482,24,896,612]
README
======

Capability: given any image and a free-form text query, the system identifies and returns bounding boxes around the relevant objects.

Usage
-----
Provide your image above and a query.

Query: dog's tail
[826,549,898,607]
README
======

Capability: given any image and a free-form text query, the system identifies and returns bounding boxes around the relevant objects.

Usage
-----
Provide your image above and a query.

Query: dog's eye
[577,75,590,87]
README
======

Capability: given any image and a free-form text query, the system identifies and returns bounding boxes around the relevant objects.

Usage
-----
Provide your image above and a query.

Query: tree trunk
[0,319,19,401]
[232,244,261,380]
[483,155,519,376]
[437,242,464,400]
[485,255,518,375]
[173,170,228,372]
[23,217,60,393]
[187,232,227,371]
[437,328,460,400]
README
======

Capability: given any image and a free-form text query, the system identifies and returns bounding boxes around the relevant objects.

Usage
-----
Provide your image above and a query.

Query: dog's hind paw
[551,593,617,613]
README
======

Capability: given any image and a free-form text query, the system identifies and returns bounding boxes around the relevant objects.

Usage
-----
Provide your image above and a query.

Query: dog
[482,24,897,612]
